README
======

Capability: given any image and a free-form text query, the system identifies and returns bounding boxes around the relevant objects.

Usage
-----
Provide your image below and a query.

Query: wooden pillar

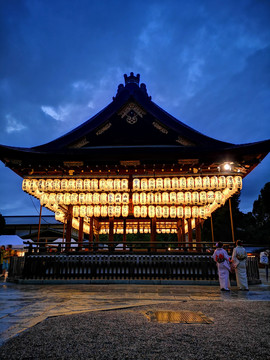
[229,198,235,244]
[109,217,114,251]
[195,218,202,252]
[66,205,72,251]
[150,217,157,252]
[123,219,126,251]
[89,217,94,252]
[177,219,181,249]
[187,218,192,251]
[37,204,42,252]
[181,218,185,250]
[78,217,84,251]
[210,214,215,247]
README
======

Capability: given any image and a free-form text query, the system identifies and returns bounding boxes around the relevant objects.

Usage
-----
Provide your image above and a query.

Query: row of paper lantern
[22,175,242,193]
[69,205,213,219]
[37,189,233,206]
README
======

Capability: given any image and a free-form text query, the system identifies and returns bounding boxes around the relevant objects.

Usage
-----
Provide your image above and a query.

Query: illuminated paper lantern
[179,177,186,190]
[107,179,114,191]
[79,193,86,204]
[48,193,56,204]
[148,178,156,190]
[37,179,46,192]
[199,207,206,219]
[55,211,65,222]
[91,179,99,191]
[56,193,64,204]
[121,179,129,191]
[107,193,115,204]
[218,176,226,189]
[170,206,177,218]
[122,193,129,204]
[226,176,234,190]
[177,206,184,218]
[147,192,155,204]
[207,191,215,204]
[140,192,147,205]
[76,179,84,191]
[94,205,101,217]
[45,179,53,192]
[61,179,68,191]
[133,178,140,191]
[115,193,122,204]
[101,205,107,217]
[185,192,192,204]
[202,176,210,189]
[122,205,129,217]
[192,192,199,205]
[192,206,199,218]
[156,178,164,190]
[185,206,191,218]
[114,179,121,191]
[84,179,91,191]
[85,193,93,204]
[80,206,86,217]
[176,192,185,204]
[162,192,169,204]
[141,206,148,217]
[187,177,194,189]
[30,179,38,192]
[99,179,107,191]
[162,206,169,218]
[155,192,162,204]
[134,206,141,217]
[148,205,155,218]
[205,206,211,218]
[22,179,30,192]
[170,192,177,204]
[194,177,203,190]
[215,191,223,204]
[86,206,94,217]
[71,193,79,205]
[68,179,76,192]
[141,178,148,191]
[107,205,114,217]
[200,191,207,204]
[64,193,71,205]
[210,176,218,189]
[52,179,60,192]
[156,206,163,218]
[171,177,179,190]
[164,178,171,190]
[100,192,108,204]
[40,193,49,205]
[93,193,101,204]
[115,206,121,217]
[132,193,140,205]
[235,176,242,190]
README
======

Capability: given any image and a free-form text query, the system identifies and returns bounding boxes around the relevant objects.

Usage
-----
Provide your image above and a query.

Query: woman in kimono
[232,240,249,291]
[213,242,231,291]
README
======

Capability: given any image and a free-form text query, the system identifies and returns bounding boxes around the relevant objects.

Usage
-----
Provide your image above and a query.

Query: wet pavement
[0,271,269,347]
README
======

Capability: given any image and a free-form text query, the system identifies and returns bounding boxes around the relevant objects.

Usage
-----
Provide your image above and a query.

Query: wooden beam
[78,217,84,251]
[109,217,114,251]
[123,219,126,250]
[187,218,192,250]
[65,205,72,251]
[150,217,157,252]
[89,217,94,251]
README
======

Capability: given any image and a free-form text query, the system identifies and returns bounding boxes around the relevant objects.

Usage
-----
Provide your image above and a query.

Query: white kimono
[232,246,248,290]
[213,248,231,290]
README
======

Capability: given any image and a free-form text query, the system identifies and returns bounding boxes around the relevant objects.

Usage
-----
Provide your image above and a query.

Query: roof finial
[124,72,140,85]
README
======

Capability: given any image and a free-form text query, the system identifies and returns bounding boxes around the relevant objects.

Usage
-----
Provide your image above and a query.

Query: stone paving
[0,270,269,347]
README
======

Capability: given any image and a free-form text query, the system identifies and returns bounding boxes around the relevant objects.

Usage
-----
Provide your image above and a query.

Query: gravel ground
[0,300,269,360]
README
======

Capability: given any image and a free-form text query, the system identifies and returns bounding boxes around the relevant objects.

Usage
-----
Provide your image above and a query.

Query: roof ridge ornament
[124,72,140,85]
[113,73,151,100]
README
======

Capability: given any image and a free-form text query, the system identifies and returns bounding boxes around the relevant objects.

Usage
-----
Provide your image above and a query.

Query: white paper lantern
[141,178,148,191]
[170,192,177,204]
[64,193,71,205]
[45,179,53,192]
[84,179,91,191]
[192,192,199,205]
[207,191,215,204]
[107,179,114,191]
[99,179,107,191]
[199,206,206,219]
[141,206,148,218]
[76,179,84,191]
[164,178,171,190]
[85,193,93,205]
[134,206,141,217]
[79,193,86,204]
[185,192,192,204]
[22,179,30,192]
[93,192,101,204]
[148,178,156,190]
[147,192,155,204]
[156,206,163,218]
[163,206,170,218]
[200,191,207,204]
[133,178,140,191]
[154,192,162,204]
[185,206,191,218]
[177,206,184,218]
[218,176,226,189]
[68,179,76,192]
[132,193,140,205]
[171,177,179,190]
[115,205,121,217]
[226,176,234,190]
[170,206,177,218]
[177,192,185,204]
[235,176,242,190]
[148,205,155,218]
[48,193,56,204]
[192,206,199,218]
[156,178,164,190]
[114,193,122,204]
[162,192,169,204]
[122,205,129,217]
[121,179,129,191]
[187,177,194,189]
[194,177,203,190]
[38,179,46,192]
[179,177,186,190]
[210,176,218,189]
[71,193,79,205]
[61,179,68,191]
[79,206,86,217]
[140,192,147,205]
[202,176,210,189]
[86,206,94,217]
[56,193,64,204]
[30,179,38,192]
[215,191,223,204]
[122,193,129,204]
[100,205,107,217]
[100,192,108,204]
[94,205,101,217]
[114,179,121,191]
[91,179,99,191]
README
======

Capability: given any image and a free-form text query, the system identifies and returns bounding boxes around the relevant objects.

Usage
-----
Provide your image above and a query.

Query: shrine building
[1,73,270,256]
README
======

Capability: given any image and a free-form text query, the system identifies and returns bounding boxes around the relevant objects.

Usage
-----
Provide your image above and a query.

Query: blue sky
[0,0,269,216]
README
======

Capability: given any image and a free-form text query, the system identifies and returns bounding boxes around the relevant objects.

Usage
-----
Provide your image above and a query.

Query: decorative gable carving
[118,103,146,125]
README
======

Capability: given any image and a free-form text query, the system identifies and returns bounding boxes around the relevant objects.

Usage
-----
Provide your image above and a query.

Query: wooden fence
[8,254,261,283]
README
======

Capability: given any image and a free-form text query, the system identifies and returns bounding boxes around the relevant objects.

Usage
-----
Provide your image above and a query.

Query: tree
[0,213,5,235]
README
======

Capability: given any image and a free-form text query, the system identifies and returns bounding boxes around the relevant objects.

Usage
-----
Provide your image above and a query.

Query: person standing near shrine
[232,240,249,291]
[213,242,231,291]
[2,245,12,281]
[0,245,5,276]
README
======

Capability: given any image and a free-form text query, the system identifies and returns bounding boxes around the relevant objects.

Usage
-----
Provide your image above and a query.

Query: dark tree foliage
[0,213,6,235]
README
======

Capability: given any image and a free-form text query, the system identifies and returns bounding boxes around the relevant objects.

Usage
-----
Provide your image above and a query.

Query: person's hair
[236,240,243,246]
[216,242,223,248]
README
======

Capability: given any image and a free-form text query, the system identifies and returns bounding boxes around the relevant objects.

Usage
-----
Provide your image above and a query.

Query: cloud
[41,105,72,121]
[5,115,26,134]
